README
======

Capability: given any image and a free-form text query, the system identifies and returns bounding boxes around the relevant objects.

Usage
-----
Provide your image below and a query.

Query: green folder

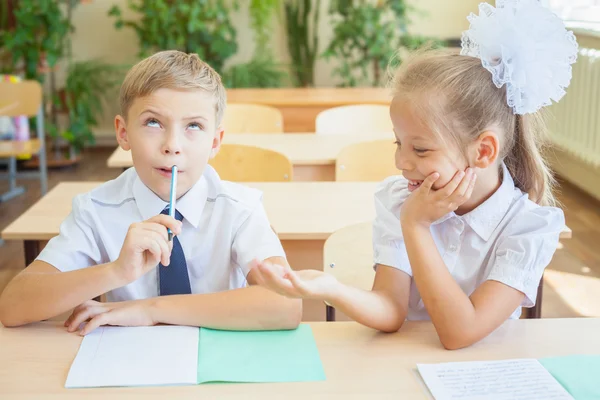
[197,324,326,384]
[540,355,600,400]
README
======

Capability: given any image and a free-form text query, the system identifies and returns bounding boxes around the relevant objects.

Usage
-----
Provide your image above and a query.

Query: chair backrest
[324,221,375,291]
[222,103,284,133]
[315,104,392,135]
[0,80,42,117]
[209,144,293,182]
[336,139,398,181]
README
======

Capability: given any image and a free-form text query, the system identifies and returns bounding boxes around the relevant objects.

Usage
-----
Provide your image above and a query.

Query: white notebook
[65,325,199,388]
[417,358,574,400]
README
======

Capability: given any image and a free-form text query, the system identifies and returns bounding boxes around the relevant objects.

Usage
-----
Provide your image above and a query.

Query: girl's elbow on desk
[436,323,489,350]
[439,334,478,351]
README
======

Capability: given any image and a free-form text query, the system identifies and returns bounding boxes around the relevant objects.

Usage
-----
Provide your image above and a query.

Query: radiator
[548,46,600,167]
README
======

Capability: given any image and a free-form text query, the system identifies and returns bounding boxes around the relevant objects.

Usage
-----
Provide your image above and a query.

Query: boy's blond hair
[119,50,227,125]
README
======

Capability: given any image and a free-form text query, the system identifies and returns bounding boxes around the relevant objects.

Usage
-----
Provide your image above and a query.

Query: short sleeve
[486,206,565,307]
[231,196,286,276]
[36,194,103,272]
[372,176,412,276]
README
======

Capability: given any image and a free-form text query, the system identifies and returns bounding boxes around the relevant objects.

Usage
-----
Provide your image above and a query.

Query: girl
[251,0,578,349]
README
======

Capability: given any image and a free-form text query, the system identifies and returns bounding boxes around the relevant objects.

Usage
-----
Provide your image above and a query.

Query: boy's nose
[163,146,181,155]
[162,133,182,155]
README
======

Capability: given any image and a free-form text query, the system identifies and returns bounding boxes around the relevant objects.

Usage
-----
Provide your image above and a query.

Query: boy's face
[390,97,468,192]
[115,88,223,201]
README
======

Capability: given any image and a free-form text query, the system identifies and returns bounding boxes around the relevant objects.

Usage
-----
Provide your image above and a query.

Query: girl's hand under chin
[400,168,477,228]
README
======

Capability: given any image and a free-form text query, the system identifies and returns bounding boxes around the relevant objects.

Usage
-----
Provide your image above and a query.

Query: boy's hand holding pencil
[112,215,182,284]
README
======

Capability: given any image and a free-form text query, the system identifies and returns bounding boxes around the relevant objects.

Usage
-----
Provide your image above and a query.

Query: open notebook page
[417,358,573,400]
[65,325,199,388]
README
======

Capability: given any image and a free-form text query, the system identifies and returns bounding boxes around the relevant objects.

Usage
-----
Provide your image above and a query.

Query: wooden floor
[1,148,600,318]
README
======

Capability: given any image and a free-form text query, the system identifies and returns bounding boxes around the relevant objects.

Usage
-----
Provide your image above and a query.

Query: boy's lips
[155,167,183,177]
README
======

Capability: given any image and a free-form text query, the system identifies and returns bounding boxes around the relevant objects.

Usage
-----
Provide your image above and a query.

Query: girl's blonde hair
[390,48,556,206]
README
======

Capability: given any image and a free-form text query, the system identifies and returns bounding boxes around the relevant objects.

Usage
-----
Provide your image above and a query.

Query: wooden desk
[227,88,392,132]
[107,133,394,181]
[1,318,598,399]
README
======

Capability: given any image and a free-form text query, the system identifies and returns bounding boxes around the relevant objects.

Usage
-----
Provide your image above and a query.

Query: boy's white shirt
[373,162,565,320]
[36,165,286,302]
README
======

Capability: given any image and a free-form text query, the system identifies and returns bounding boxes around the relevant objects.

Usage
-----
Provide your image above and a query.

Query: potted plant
[108,0,238,74]
[0,0,68,82]
[1,0,122,167]
[222,0,288,88]
[284,0,320,87]
[48,60,124,163]
[323,0,445,87]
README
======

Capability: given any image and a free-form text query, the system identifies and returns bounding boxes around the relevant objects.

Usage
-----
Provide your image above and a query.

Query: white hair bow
[461,0,578,115]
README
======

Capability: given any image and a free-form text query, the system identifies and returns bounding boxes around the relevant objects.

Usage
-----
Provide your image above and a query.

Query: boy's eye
[145,118,160,128]
[394,140,401,147]
[188,122,203,131]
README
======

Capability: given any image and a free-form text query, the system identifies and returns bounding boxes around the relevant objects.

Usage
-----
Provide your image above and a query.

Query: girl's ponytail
[505,112,556,206]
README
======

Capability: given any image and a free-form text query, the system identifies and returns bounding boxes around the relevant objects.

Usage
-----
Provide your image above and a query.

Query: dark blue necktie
[159,207,191,295]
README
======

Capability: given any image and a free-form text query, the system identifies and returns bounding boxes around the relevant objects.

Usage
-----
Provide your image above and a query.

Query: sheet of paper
[417,358,573,400]
[197,324,326,383]
[65,325,199,388]
[539,354,600,399]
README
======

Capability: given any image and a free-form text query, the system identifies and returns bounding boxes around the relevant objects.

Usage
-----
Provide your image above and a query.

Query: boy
[0,51,302,334]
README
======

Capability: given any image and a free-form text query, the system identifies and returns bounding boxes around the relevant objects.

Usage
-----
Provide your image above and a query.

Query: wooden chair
[323,221,375,321]
[209,144,292,182]
[222,103,284,133]
[336,139,398,182]
[315,104,393,135]
[0,80,47,203]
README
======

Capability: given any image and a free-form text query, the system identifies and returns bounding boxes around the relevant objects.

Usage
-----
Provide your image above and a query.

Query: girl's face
[390,97,469,192]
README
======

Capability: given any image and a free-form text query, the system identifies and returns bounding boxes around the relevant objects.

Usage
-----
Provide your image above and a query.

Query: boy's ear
[210,125,225,158]
[115,115,130,151]
[470,130,499,168]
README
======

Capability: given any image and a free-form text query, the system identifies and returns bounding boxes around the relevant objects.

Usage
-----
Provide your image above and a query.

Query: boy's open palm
[115,215,181,284]
[251,260,337,300]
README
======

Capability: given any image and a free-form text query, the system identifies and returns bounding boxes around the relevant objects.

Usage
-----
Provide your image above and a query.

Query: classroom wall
[66,0,483,142]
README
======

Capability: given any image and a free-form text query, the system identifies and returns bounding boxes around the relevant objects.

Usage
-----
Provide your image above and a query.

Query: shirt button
[449,245,457,252]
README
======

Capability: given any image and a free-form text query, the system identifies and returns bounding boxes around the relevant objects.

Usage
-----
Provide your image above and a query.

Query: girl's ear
[470,130,500,168]
[115,115,130,151]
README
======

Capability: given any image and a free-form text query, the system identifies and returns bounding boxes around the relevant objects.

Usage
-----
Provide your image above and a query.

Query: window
[546,0,600,30]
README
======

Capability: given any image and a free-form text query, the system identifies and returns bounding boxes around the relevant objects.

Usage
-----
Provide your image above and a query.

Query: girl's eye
[145,118,160,128]
[414,148,429,154]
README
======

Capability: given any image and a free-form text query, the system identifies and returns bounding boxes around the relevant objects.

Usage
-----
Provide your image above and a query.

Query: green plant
[0,0,70,82]
[285,0,320,87]
[250,0,279,53]
[223,0,286,88]
[0,1,126,158]
[323,0,444,87]
[48,61,125,153]
[223,56,288,88]
[108,0,238,74]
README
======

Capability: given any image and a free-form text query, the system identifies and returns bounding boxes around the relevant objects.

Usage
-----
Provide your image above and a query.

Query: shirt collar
[460,162,517,241]
[133,169,208,228]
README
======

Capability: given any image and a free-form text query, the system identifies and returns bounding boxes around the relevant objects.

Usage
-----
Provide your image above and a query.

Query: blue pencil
[168,165,177,241]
